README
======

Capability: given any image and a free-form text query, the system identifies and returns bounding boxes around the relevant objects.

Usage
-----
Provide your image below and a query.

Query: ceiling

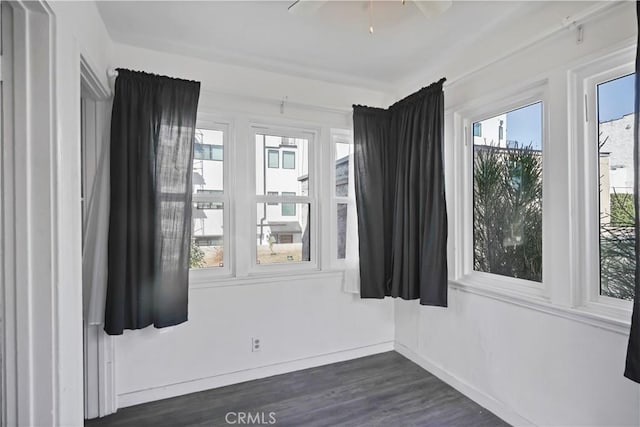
[96,1,602,91]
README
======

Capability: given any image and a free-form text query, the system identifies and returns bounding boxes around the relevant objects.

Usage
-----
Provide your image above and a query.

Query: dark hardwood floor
[86,351,509,427]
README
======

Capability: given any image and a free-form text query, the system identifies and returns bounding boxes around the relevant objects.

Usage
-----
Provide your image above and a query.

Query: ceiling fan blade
[288,0,328,15]
[413,0,453,18]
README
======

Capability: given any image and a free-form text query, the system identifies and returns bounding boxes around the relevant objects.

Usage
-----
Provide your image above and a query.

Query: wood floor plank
[86,351,510,427]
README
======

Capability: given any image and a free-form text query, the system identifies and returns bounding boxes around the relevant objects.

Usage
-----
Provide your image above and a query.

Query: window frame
[571,48,635,319]
[453,83,550,300]
[189,119,233,279]
[250,125,318,274]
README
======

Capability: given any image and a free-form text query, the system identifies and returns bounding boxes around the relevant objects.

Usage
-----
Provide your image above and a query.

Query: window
[191,126,228,270]
[185,120,358,281]
[571,49,636,319]
[332,131,356,261]
[267,149,279,168]
[281,192,296,216]
[194,130,223,161]
[597,73,636,301]
[282,151,296,169]
[267,191,278,205]
[255,130,314,267]
[472,102,543,283]
[473,122,482,137]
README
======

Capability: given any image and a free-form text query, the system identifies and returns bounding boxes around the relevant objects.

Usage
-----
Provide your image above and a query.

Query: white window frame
[453,82,550,300]
[570,46,634,320]
[250,124,319,274]
[189,118,233,279]
[330,129,355,266]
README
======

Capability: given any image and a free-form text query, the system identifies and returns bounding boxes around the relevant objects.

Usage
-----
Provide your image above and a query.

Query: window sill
[189,269,344,290]
[449,279,631,335]
[456,271,546,299]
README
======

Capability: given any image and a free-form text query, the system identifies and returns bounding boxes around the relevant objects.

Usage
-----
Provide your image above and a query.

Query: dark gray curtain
[353,78,447,306]
[104,69,201,335]
[624,2,640,383]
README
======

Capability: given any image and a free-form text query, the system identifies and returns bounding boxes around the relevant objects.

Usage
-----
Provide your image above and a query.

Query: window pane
[256,203,310,264]
[473,102,543,282]
[335,142,352,197]
[282,151,296,169]
[337,203,348,259]
[191,204,224,269]
[268,149,279,168]
[473,122,482,137]
[193,129,224,193]
[211,145,223,161]
[281,191,296,216]
[598,73,636,301]
[267,191,278,206]
[256,134,309,196]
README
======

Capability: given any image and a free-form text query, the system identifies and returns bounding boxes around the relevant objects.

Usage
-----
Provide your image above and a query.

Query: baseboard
[117,341,394,409]
[395,342,535,427]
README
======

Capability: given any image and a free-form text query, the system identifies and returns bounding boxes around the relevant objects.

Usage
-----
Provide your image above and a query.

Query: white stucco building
[600,112,634,194]
[473,114,507,147]
[599,113,635,224]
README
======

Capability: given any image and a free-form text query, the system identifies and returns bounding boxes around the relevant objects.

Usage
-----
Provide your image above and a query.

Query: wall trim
[80,54,111,101]
[116,341,393,409]
[395,343,535,427]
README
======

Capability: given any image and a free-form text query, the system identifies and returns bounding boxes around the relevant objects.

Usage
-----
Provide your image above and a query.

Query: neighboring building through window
[192,128,227,269]
[255,132,311,265]
[472,102,543,282]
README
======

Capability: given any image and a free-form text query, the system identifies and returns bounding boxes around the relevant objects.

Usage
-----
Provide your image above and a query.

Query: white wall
[395,3,640,426]
[114,43,388,117]
[117,276,393,406]
[111,43,394,408]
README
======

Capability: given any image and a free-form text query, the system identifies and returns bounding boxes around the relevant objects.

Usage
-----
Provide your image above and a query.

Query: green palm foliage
[473,142,543,282]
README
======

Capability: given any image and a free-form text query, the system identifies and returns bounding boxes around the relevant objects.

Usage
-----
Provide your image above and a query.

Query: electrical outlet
[252,337,261,352]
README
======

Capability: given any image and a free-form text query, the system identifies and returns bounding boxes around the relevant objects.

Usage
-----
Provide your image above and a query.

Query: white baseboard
[117,341,394,409]
[395,342,535,427]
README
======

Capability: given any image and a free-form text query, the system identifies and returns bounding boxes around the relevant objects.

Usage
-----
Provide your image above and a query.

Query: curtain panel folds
[624,2,640,383]
[353,78,448,306]
[104,69,201,335]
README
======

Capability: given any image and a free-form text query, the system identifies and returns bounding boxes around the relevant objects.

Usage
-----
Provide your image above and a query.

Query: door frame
[80,55,116,419]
